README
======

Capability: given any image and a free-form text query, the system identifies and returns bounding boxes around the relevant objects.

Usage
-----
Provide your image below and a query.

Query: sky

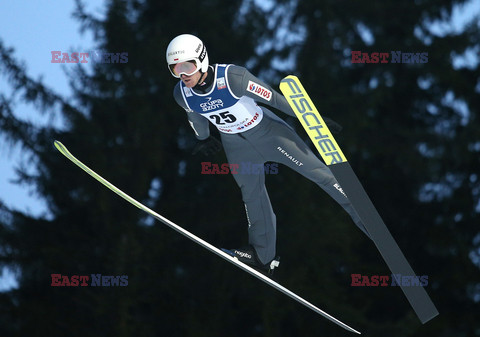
[0,0,102,291]
[0,1,101,216]
[0,0,478,290]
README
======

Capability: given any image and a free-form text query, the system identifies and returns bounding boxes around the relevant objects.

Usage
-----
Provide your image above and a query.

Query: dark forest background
[1,0,479,336]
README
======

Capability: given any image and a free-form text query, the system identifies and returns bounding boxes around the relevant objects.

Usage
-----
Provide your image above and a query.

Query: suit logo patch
[217,77,226,90]
[247,80,272,101]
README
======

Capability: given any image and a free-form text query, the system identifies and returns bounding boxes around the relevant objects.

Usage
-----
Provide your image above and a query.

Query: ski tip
[53,140,73,158]
[53,140,67,153]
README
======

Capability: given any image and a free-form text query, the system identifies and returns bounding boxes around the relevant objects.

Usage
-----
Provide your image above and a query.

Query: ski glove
[323,116,343,134]
[192,136,222,156]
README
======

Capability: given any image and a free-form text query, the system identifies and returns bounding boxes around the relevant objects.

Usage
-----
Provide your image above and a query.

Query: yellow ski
[280,75,438,324]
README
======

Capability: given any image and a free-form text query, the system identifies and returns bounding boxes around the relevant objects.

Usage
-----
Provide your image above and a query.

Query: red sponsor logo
[247,81,272,101]
[237,112,260,130]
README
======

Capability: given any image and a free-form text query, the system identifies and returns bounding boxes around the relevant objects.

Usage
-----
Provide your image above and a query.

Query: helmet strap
[195,71,207,87]
[193,66,213,92]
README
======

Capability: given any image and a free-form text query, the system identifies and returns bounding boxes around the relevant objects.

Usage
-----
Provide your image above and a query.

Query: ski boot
[221,245,280,276]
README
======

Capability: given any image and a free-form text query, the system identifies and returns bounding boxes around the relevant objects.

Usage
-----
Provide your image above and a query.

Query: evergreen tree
[0,0,479,336]
[257,0,480,335]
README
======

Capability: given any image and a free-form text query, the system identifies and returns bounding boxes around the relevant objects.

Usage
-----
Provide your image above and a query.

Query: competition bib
[180,64,263,134]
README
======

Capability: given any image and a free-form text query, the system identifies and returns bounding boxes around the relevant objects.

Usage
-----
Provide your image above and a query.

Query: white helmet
[166,34,209,78]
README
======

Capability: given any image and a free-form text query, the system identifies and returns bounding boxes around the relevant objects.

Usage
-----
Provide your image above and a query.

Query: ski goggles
[168,59,200,78]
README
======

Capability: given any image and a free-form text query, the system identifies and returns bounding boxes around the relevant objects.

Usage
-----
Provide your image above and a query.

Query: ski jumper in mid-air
[166,34,370,273]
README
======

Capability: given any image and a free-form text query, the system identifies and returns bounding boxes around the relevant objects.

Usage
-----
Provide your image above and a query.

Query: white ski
[54,140,361,334]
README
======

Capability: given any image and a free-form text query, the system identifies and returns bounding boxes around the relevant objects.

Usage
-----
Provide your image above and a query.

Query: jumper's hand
[192,136,223,156]
[323,116,343,134]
